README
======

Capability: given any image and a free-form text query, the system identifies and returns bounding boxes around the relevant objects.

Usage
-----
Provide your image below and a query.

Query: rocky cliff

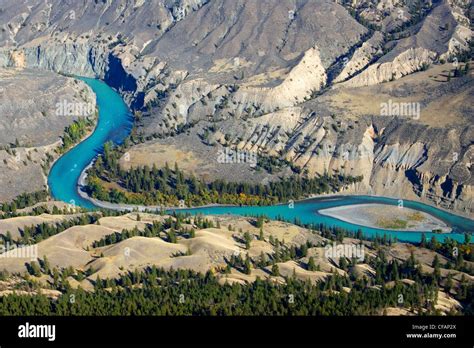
[0,0,472,214]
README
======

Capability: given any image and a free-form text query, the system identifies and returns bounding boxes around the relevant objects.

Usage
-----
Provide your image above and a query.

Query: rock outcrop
[340,47,437,88]
[0,0,472,214]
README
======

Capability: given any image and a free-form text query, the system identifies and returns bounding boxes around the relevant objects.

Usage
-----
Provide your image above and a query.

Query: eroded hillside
[0,0,472,213]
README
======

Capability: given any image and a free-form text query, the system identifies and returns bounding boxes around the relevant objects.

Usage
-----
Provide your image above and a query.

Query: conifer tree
[307,256,316,271]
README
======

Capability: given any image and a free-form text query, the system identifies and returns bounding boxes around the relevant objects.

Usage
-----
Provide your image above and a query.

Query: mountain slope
[0,0,472,214]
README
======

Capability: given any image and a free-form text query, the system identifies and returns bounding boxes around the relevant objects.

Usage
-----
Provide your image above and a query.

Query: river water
[47,78,474,243]
[48,78,134,209]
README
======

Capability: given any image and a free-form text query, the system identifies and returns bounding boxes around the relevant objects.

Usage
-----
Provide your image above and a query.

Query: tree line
[85,142,363,207]
[58,117,95,153]
[0,190,49,214]
[0,266,456,316]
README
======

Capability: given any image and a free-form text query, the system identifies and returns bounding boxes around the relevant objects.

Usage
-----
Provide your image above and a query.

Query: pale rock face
[166,79,221,126]
[439,0,473,61]
[440,25,473,62]
[374,142,427,171]
[210,110,473,214]
[158,46,327,130]
[219,47,327,114]
[8,50,26,68]
[233,107,304,156]
[340,48,437,88]
[262,47,327,108]
[351,125,377,188]
[1,44,109,78]
[334,31,385,83]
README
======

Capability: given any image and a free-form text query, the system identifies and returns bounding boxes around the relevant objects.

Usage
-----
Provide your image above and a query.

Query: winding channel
[48,78,134,209]
[48,78,474,243]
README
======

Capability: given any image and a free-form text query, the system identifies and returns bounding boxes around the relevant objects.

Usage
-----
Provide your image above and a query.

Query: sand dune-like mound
[183,229,240,258]
[0,224,117,273]
[158,254,215,275]
[388,243,450,266]
[88,237,187,279]
[0,213,83,239]
[350,264,376,279]
[97,214,151,231]
[435,290,463,314]
[273,260,333,284]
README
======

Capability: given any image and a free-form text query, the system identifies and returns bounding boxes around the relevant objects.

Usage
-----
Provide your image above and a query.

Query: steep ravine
[1,44,142,108]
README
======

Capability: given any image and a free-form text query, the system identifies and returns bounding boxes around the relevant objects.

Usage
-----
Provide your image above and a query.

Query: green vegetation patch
[376,218,408,230]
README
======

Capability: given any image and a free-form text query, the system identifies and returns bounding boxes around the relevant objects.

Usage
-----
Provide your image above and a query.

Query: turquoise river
[47,78,474,244]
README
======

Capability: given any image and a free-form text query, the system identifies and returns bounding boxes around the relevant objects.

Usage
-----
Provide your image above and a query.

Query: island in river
[319,203,452,233]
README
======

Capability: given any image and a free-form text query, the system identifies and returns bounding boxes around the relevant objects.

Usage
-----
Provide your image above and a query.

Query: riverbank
[75,179,474,225]
[77,168,231,212]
